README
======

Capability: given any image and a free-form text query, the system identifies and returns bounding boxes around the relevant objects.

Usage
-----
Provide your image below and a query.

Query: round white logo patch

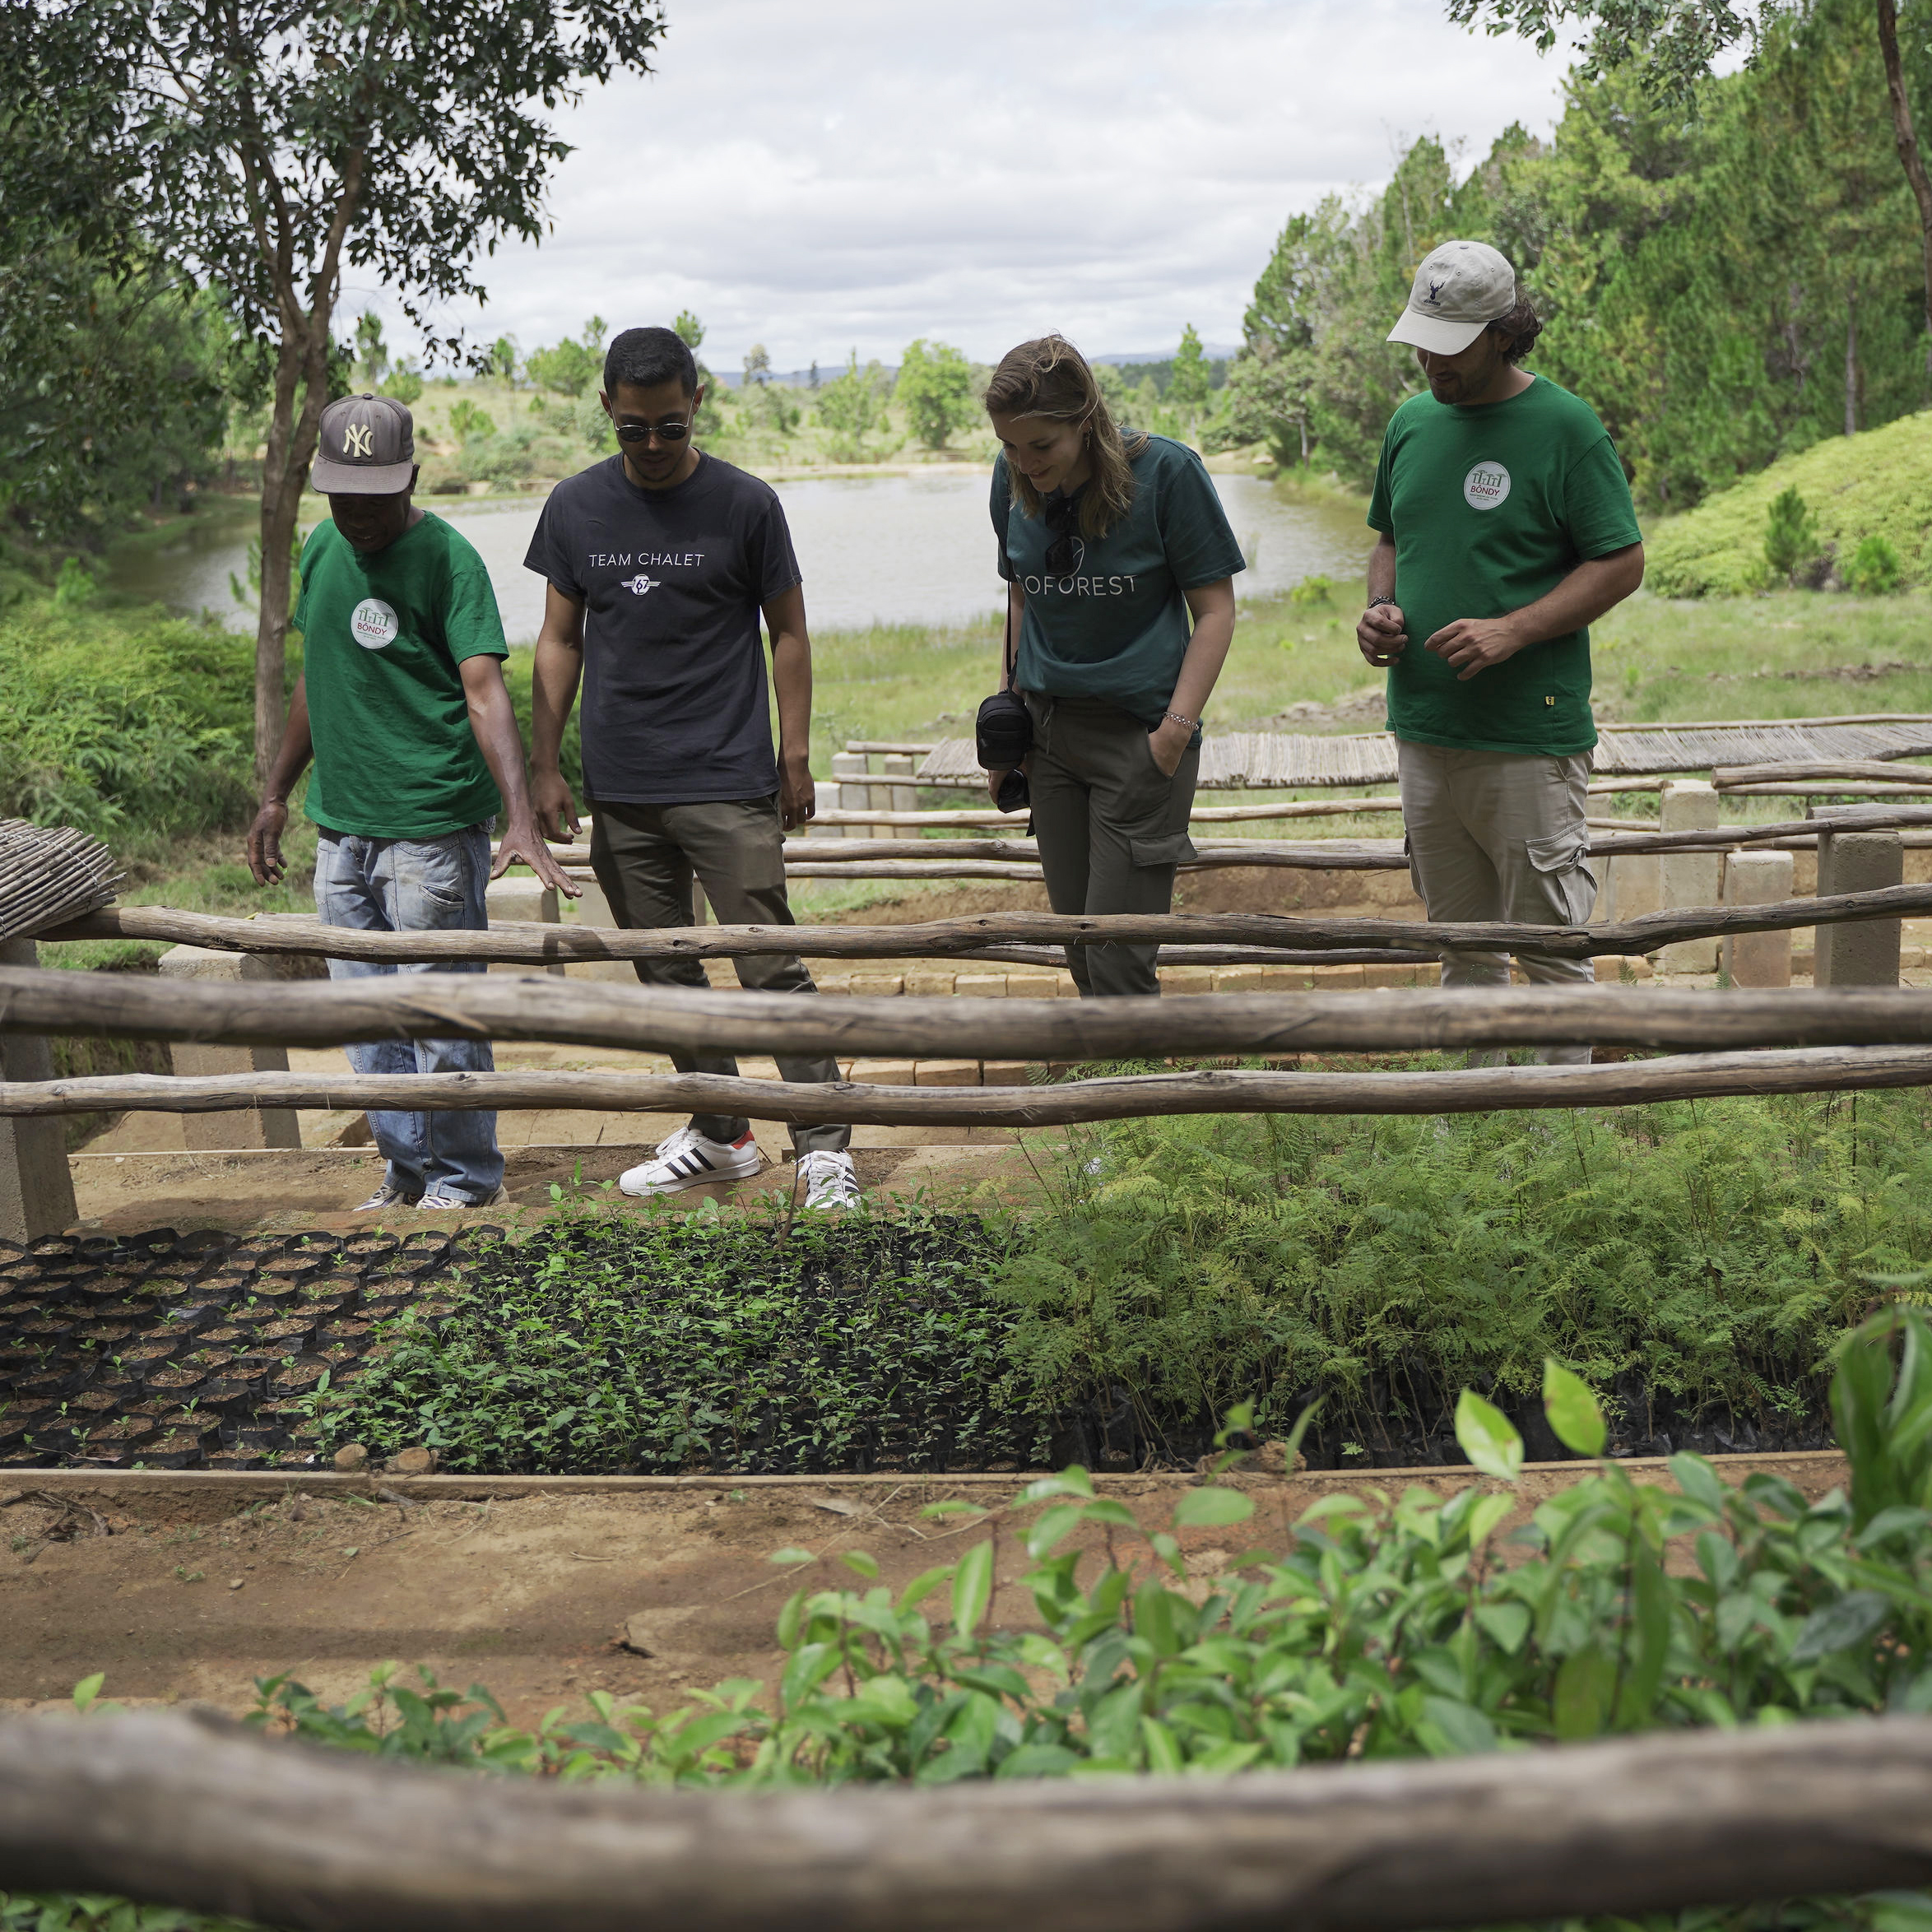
[1463,462,1512,512]
[349,597,400,650]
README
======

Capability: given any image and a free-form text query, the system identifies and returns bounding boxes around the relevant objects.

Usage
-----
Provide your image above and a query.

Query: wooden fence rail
[8,968,1932,1061]
[2,1708,1931,1932]
[8,1047,1932,1123]
[41,881,1932,966]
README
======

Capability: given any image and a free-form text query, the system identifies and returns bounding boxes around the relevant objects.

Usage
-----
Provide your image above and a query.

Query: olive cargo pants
[588,795,850,1154]
[1396,740,1598,1066]
[1024,694,1201,998]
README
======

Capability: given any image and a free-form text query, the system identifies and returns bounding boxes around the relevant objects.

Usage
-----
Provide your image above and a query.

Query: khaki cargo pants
[1024,694,1201,998]
[1396,740,1598,1066]
[588,795,850,1155]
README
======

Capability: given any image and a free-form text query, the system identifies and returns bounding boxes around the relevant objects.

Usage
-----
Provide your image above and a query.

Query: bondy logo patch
[349,597,400,650]
[1464,462,1512,512]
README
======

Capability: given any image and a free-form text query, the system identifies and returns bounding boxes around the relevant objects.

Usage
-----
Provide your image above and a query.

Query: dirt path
[0,1455,1849,1726]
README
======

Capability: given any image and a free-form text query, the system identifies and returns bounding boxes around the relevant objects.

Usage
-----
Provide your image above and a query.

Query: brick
[1309,964,1363,989]
[815,975,853,995]
[1005,972,1061,998]
[1258,965,1313,991]
[1054,970,1080,996]
[981,1060,1031,1085]
[848,1058,917,1085]
[1159,967,1215,995]
[1210,967,1265,993]
[903,971,956,997]
[954,973,1008,997]
[848,973,904,997]
[1361,964,1418,988]
[914,1060,981,1085]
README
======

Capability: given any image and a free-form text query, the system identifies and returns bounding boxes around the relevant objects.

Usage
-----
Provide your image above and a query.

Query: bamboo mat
[915,719,1932,790]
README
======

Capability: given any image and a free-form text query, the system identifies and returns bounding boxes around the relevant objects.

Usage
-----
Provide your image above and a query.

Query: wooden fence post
[0,937,77,1240]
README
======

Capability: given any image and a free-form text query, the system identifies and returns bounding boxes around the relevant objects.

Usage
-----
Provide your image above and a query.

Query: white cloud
[359,0,1568,373]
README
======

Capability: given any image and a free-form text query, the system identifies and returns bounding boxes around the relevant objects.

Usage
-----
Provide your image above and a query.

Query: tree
[490,337,520,387]
[815,349,890,461]
[526,318,607,399]
[1447,0,1932,378]
[0,0,667,784]
[1168,323,1211,439]
[894,337,975,449]
[352,311,389,388]
[742,343,771,387]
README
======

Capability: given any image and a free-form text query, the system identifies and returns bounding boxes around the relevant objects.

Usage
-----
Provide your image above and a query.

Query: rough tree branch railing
[3,1708,1932,1932]
[12,1047,1932,1124]
[41,880,1932,967]
[14,972,1932,1060]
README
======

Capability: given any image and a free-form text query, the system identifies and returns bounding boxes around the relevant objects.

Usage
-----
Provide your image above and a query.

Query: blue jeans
[313,824,504,1203]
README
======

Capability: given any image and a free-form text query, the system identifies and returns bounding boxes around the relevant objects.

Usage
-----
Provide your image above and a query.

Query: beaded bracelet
[1163,708,1200,731]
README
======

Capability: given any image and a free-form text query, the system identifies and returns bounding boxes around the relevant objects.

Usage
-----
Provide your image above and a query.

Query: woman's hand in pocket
[1147,716,1191,778]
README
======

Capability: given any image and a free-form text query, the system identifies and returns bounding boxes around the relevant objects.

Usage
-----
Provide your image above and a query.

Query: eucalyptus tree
[1447,0,1932,376]
[0,0,667,783]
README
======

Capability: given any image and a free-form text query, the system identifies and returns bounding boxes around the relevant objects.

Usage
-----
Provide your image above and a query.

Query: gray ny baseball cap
[311,392,416,494]
[1386,240,1518,355]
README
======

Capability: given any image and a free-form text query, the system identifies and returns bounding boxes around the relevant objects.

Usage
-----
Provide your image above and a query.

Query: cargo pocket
[1130,832,1199,869]
[1525,830,1597,927]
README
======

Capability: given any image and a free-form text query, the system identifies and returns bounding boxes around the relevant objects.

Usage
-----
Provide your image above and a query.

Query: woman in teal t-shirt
[984,335,1244,998]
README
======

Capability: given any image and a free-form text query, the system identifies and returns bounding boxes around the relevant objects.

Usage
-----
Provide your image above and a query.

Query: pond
[104,467,1372,643]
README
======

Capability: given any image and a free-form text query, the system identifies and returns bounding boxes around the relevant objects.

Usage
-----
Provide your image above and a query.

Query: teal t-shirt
[991,434,1246,727]
[1366,375,1642,756]
[294,512,509,838]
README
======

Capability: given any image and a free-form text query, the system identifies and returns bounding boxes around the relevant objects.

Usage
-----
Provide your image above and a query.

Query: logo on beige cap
[1463,461,1511,511]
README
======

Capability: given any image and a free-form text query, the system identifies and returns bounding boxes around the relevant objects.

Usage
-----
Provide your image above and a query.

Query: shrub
[16,1307,1932,1932]
[1847,533,1905,596]
[447,397,495,444]
[1763,485,1819,585]
[1286,573,1337,607]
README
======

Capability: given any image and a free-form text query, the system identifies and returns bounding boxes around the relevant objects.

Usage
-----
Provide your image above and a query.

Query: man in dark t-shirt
[525,325,857,1211]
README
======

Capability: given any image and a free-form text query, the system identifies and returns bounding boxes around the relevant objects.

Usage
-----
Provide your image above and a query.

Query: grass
[1646,407,1932,596]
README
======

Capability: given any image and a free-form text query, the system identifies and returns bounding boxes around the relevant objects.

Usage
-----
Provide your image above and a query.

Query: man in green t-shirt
[1358,240,1645,1061]
[246,392,572,1210]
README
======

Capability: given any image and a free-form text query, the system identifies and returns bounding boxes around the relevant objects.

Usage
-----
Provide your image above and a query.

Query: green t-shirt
[1366,375,1642,756]
[294,513,509,838]
[992,434,1246,727]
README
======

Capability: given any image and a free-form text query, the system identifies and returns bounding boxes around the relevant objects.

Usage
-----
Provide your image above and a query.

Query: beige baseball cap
[1386,239,1518,355]
[311,392,416,494]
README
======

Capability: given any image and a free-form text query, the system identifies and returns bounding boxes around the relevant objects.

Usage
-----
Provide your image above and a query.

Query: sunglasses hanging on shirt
[613,418,691,444]
[1043,490,1083,574]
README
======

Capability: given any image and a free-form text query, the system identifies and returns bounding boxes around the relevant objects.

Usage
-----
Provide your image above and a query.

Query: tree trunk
[1876,0,1932,376]
[251,336,302,791]
[1846,280,1861,435]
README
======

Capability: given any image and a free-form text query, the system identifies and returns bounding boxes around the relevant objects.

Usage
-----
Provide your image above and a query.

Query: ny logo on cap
[343,423,373,457]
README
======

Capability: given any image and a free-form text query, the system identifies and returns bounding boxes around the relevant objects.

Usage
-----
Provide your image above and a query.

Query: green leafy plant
[1286,573,1338,607]
[1764,485,1821,585]
[1846,534,1904,596]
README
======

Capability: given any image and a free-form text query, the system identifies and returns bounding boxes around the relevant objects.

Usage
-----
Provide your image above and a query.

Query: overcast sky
[357,0,1572,376]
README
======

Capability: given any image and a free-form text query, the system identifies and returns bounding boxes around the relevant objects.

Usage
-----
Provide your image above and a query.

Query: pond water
[105,468,1372,642]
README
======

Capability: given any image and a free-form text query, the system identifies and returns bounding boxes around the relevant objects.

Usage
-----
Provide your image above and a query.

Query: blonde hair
[983,335,1148,541]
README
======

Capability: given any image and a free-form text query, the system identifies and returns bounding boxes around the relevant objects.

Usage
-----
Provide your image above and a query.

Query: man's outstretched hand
[1425,616,1527,681]
[493,815,580,897]
[246,800,289,886]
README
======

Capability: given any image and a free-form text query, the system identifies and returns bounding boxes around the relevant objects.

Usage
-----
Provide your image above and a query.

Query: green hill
[1646,409,1932,597]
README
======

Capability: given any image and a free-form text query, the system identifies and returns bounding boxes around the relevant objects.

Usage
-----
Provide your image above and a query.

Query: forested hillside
[1219,0,1930,513]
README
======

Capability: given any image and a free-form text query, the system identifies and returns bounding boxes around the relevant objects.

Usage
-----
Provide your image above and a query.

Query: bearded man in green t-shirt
[246,392,573,1210]
[1358,240,1645,1063]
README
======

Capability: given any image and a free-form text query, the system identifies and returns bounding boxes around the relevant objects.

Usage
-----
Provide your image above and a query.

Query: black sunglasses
[1043,491,1083,573]
[613,417,691,445]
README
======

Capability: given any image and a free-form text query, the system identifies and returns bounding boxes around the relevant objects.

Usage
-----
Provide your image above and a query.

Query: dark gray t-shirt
[523,452,802,803]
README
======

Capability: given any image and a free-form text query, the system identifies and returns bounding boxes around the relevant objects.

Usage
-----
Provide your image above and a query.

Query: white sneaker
[619,1125,763,1197]
[799,1149,861,1212]
[355,1180,420,1213]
